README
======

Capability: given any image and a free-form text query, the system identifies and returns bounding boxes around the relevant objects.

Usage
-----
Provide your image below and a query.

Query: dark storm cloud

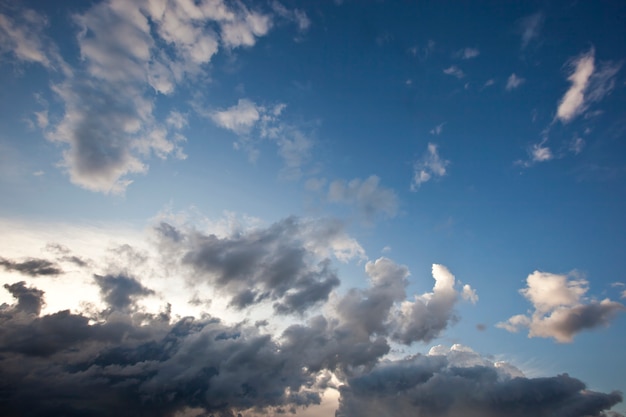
[0,283,321,417]
[2,281,45,314]
[94,273,155,311]
[156,217,341,315]
[0,256,62,276]
[336,353,623,417]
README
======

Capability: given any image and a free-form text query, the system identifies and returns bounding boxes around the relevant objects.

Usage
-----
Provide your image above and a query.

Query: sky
[1,0,626,416]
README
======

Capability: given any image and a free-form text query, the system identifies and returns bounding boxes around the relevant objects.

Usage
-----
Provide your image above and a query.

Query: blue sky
[1,1,625,416]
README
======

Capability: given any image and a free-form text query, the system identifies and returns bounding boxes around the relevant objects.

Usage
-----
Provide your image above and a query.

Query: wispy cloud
[556,48,621,123]
[456,47,480,59]
[443,65,465,79]
[429,122,445,136]
[505,73,525,91]
[497,270,625,342]
[519,12,544,49]
[411,143,449,190]
[328,175,398,222]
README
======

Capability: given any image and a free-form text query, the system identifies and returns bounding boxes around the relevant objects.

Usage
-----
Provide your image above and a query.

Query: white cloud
[531,141,553,162]
[556,50,596,123]
[556,48,620,124]
[0,6,69,74]
[462,284,478,304]
[411,143,449,190]
[505,73,525,90]
[211,99,261,134]
[457,47,479,59]
[271,1,310,32]
[483,79,495,88]
[443,65,465,79]
[497,270,625,342]
[519,12,544,49]
[328,175,398,221]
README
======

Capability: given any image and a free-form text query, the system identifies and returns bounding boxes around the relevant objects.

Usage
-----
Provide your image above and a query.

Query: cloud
[271,1,310,32]
[570,137,585,154]
[328,176,398,222]
[336,344,623,417]
[556,48,621,123]
[457,47,479,59]
[519,12,544,49]
[0,5,68,73]
[506,73,525,90]
[497,271,626,342]
[0,256,62,276]
[211,99,261,134]
[430,122,445,135]
[208,99,312,178]
[94,273,155,311]
[155,217,360,315]
[2,0,297,193]
[411,143,449,190]
[443,65,465,79]
[0,232,621,416]
[531,141,553,162]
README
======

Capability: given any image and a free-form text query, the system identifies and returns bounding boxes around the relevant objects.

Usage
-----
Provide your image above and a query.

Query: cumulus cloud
[336,344,622,417]
[443,65,465,79]
[155,217,361,315]
[0,256,62,276]
[506,73,525,90]
[328,175,398,222]
[519,12,544,49]
[411,143,449,190]
[0,231,622,416]
[556,48,621,123]
[497,271,626,342]
[211,99,261,134]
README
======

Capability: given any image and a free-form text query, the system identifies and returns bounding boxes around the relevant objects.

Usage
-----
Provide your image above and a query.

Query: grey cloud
[94,274,155,311]
[0,256,62,276]
[0,283,321,417]
[337,348,623,417]
[157,217,341,315]
[2,281,45,315]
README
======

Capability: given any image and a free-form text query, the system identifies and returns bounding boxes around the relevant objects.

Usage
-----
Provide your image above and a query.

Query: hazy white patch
[519,12,544,49]
[411,143,449,190]
[457,47,479,59]
[443,65,465,79]
[429,122,445,135]
[506,73,525,90]
[328,175,398,221]
[570,137,585,154]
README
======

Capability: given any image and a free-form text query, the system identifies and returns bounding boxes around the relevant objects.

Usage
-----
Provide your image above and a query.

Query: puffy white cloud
[328,175,398,221]
[210,98,261,134]
[506,73,525,90]
[411,143,449,190]
[497,271,625,343]
[531,141,553,162]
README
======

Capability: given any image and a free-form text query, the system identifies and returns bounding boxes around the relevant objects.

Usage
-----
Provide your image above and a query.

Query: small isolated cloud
[457,47,479,59]
[519,12,544,49]
[570,137,585,155]
[530,140,553,162]
[429,122,445,136]
[411,143,449,190]
[211,99,261,134]
[328,175,398,222]
[497,270,626,343]
[443,65,465,79]
[506,73,525,90]
[556,48,621,123]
